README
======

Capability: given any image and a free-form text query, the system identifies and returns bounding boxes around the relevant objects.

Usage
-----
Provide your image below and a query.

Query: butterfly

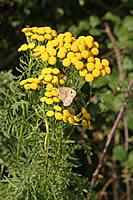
[58,87,76,106]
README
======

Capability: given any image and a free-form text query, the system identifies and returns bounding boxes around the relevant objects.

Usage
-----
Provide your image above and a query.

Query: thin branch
[124,117,131,200]
[104,23,124,82]
[101,49,114,59]
[89,80,133,188]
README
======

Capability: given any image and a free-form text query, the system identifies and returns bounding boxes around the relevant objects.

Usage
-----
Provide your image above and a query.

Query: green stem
[44,118,49,184]
[16,124,23,159]
[66,126,75,140]
[28,56,33,78]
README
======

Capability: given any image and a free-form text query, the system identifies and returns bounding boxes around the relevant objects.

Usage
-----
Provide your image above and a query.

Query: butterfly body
[58,87,76,106]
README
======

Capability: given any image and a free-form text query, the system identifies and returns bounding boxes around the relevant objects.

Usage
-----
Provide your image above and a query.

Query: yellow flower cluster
[19,26,112,128]
[18,43,36,52]
[40,85,61,104]
[46,107,91,128]
[20,78,40,90]
[81,107,91,129]
[21,26,57,42]
[38,67,65,85]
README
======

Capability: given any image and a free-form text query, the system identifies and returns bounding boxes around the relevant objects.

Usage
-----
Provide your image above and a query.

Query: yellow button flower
[51,39,58,47]
[18,44,28,51]
[85,74,94,82]
[79,44,85,52]
[51,88,58,96]
[37,35,44,42]
[44,33,52,40]
[24,83,31,90]
[46,83,53,91]
[63,110,71,117]
[87,120,91,129]
[71,44,79,52]
[40,96,47,102]
[91,48,99,56]
[83,112,91,120]
[57,50,66,59]
[95,63,102,70]
[54,105,62,112]
[55,112,63,120]
[20,79,27,86]
[100,69,106,77]
[27,78,34,83]
[28,43,35,49]
[87,57,94,63]
[40,52,49,62]
[45,91,52,97]
[75,52,82,60]
[82,107,87,114]
[44,74,53,82]
[95,57,100,63]
[33,78,40,84]
[30,83,38,90]
[63,58,71,67]
[38,74,44,80]
[64,43,71,49]
[105,67,111,74]
[86,63,95,72]
[25,32,32,37]
[47,47,56,56]
[53,97,60,103]
[68,116,74,124]
[79,69,88,77]
[75,61,84,70]
[86,35,94,42]
[59,79,65,85]
[46,110,54,117]
[64,32,72,37]
[93,41,99,48]
[45,27,52,34]
[52,76,58,84]
[48,56,56,65]
[102,59,109,66]
[92,69,100,77]
[51,30,57,37]
[81,50,89,59]
[63,115,68,123]
[85,40,93,49]
[31,34,38,40]
[67,52,75,59]
[64,36,72,43]
[82,119,87,127]
[71,57,79,64]
[52,68,60,74]
[42,68,52,75]
[73,116,80,122]
[46,98,54,105]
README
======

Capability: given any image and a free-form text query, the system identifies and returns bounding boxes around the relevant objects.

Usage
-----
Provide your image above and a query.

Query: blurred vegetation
[0,0,133,199]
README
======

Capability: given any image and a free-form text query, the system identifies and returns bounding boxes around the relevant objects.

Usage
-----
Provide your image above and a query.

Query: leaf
[89,28,101,36]
[113,145,127,161]
[123,16,133,31]
[108,69,120,90]
[122,56,133,70]
[103,12,121,24]
[78,20,90,31]
[89,16,101,28]
[127,112,133,130]
[128,151,133,162]
[112,93,124,112]
[93,77,109,88]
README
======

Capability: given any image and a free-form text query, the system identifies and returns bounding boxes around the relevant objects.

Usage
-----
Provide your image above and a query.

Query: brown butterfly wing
[58,88,68,102]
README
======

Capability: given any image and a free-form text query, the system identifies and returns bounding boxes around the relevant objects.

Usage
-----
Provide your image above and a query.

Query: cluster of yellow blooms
[46,106,91,128]
[19,26,111,128]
